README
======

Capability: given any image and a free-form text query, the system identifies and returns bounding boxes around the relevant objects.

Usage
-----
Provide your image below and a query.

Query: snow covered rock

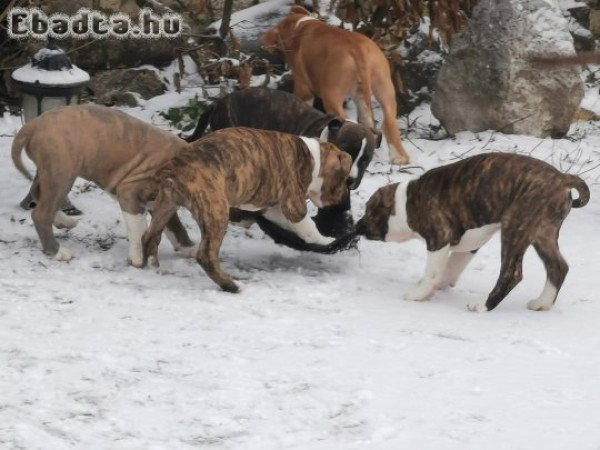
[432,0,584,138]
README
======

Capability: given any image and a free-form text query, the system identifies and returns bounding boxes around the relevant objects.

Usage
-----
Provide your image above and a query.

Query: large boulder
[431,0,584,138]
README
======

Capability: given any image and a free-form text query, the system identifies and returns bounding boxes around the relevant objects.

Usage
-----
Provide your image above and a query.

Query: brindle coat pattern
[11,104,193,261]
[356,153,590,311]
[186,87,380,189]
[142,128,352,293]
[185,87,380,250]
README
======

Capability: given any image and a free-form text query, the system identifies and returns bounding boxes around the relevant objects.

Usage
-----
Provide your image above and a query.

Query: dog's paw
[53,211,78,230]
[53,246,73,262]
[221,281,241,294]
[147,255,160,268]
[179,243,199,258]
[390,154,410,166]
[467,303,488,313]
[128,253,144,268]
[404,283,434,302]
[527,299,553,311]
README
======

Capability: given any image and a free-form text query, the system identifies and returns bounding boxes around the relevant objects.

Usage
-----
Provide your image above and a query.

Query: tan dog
[261,6,410,165]
[355,153,590,312]
[142,127,353,293]
[11,104,194,265]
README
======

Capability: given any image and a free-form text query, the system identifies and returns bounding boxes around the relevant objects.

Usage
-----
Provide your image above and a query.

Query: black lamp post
[12,46,90,215]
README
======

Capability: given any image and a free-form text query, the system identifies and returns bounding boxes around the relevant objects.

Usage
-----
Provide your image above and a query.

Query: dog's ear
[338,151,353,176]
[290,5,311,15]
[371,128,383,148]
[327,117,344,133]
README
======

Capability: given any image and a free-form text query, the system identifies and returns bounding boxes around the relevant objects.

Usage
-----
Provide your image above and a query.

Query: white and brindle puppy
[11,104,195,265]
[355,153,590,312]
[142,127,353,293]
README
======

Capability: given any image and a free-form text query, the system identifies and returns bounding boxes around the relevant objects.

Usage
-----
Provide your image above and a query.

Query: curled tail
[185,102,216,142]
[565,174,590,208]
[11,123,35,181]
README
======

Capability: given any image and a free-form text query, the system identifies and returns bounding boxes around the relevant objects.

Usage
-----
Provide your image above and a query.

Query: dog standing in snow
[142,127,353,293]
[261,5,410,165]
[355,153,590,311]
[11,105,195,264]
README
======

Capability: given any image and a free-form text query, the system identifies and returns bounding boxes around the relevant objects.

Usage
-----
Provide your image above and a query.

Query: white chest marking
[451,223,500,252]
[300,136,324,208]
[385,182,416,242]
[349,138,366,179]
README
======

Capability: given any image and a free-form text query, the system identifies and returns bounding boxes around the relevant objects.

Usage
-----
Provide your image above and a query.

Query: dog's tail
[11,122,35,181]
[142,177,179,266]
[564,174,590,208]
[184,103,216,142]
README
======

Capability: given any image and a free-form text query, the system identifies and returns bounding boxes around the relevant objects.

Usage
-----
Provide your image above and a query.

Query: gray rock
[432,0,584,138]
[90,68,166,104]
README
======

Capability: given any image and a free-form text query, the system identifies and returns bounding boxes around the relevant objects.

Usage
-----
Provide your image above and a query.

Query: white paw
[389,154,410,166]
[53,212,78,230]
[404,283,434,302]
[53,246,73,262]
[527,299,553,311]
[311,235,335,246]
[467,303,488,313]
[436,278,455,291]
[179,243,199,258]
[128,250,144,268]
[148,255,159,268]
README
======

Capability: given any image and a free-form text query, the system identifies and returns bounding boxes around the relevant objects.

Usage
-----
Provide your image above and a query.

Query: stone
[89,68,166,104]
[432,0,584,138]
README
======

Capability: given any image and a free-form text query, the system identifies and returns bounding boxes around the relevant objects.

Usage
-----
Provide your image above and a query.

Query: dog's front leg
[263,205,334,246]
[404,245,451,302]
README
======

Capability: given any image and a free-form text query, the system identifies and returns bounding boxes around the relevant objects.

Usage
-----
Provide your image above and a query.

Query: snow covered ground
[1,67,600,448]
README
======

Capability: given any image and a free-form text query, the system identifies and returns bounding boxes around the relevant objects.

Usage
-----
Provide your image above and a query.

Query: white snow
[11,63,90,86]
[2,64,600,448]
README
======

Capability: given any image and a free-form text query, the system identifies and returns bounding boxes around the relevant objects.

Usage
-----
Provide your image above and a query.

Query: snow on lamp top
[12,48,90,87]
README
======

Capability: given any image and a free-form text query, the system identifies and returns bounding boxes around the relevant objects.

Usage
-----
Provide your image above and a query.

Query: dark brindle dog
[142,127,353,292]
[185,87,381,251]
[355,153,590,312]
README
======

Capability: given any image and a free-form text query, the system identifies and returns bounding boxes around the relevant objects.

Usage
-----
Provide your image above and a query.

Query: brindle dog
[142,128,352,293]
[185,87,381,251]
[355,153,590,312]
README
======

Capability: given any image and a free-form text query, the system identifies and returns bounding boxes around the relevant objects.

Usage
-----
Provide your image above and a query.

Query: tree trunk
[219,0,234,39]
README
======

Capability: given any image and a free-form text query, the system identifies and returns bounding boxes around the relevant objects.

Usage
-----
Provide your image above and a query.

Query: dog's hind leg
[163,213,197,258]
[116,181,150,267]
[195,199,239,293]
[468,230,530,312]
[31,171,76,261]
[527,230,569,311]
[142,186,179,268]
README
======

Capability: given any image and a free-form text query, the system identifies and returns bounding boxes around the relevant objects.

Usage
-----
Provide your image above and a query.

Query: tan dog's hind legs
[31,170,76,260]
[122,211,148,268]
